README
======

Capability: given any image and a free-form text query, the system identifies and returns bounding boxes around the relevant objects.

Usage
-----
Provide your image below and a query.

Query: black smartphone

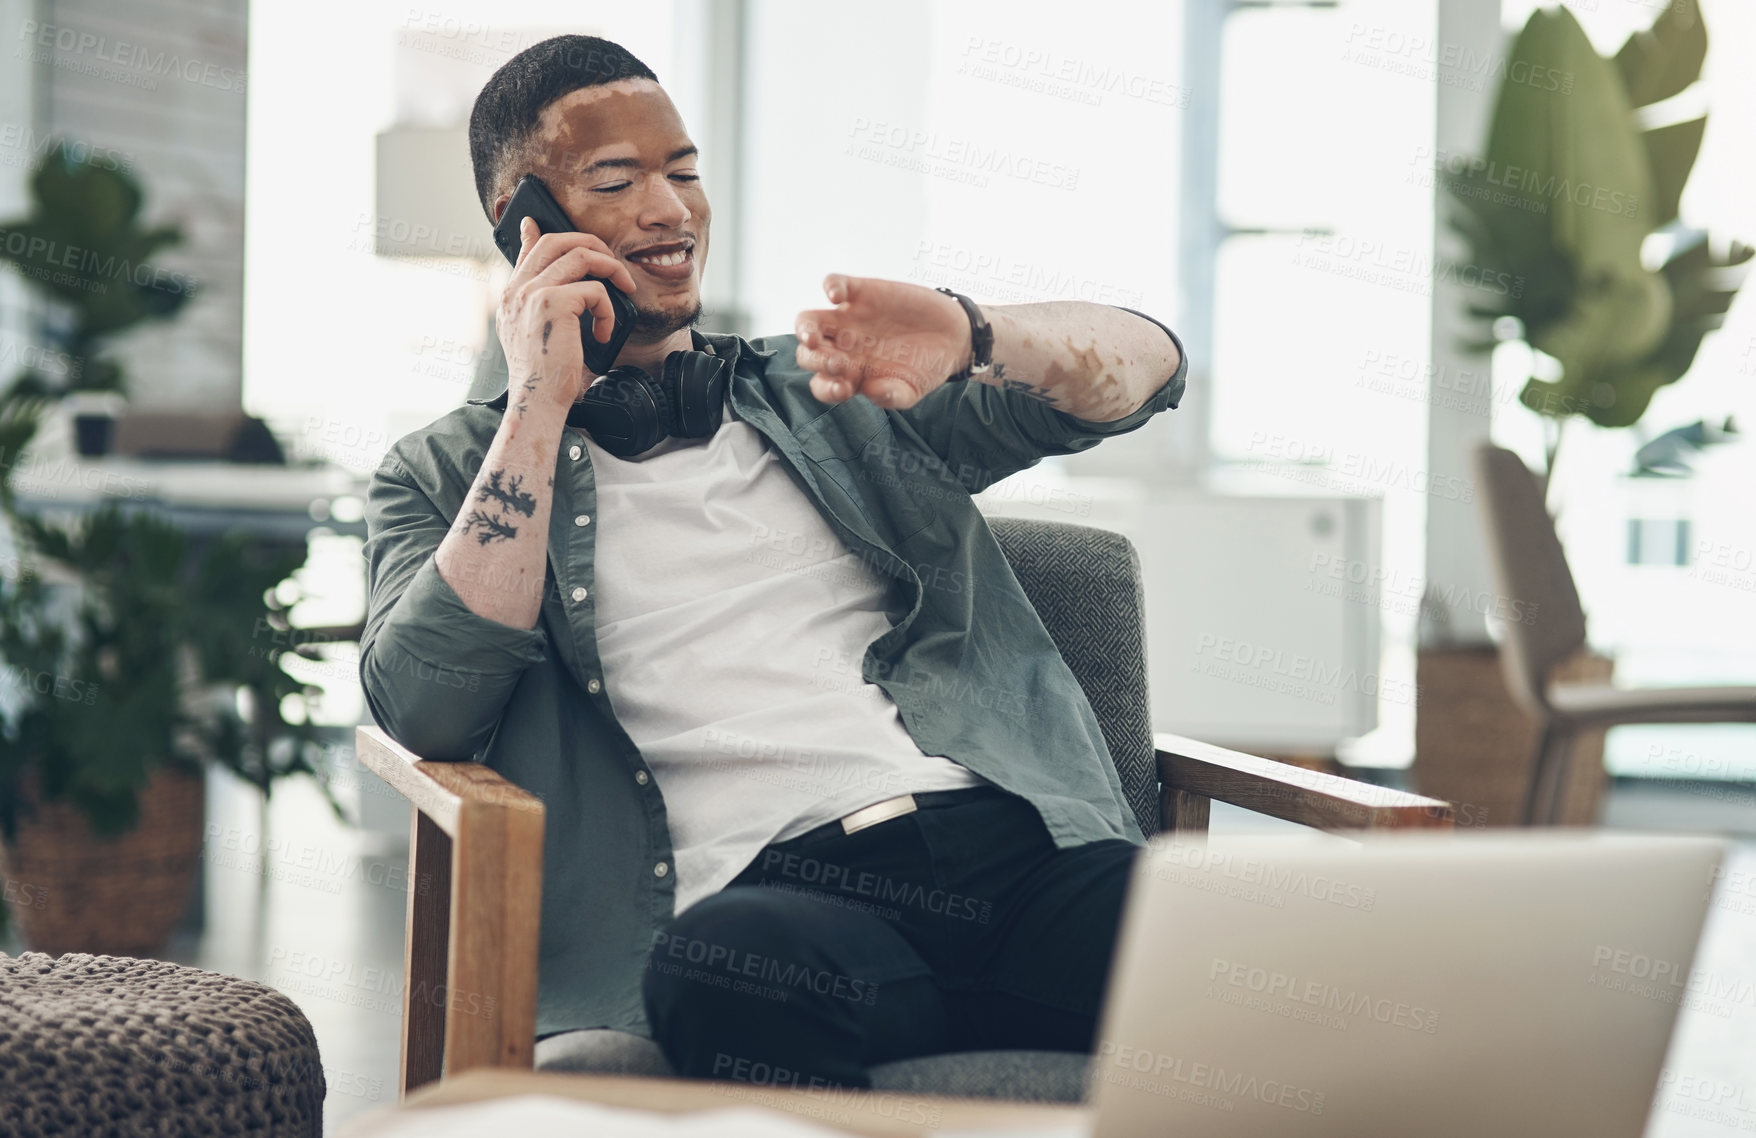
[491,174,638,376]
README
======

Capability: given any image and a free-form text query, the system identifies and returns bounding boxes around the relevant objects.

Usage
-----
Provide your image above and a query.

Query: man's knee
[643,887,803,1024]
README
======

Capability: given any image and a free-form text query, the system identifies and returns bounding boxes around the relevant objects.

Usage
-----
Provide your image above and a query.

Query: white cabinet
[976,474,1383,753]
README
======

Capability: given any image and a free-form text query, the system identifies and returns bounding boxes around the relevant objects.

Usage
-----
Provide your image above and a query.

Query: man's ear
[491,193,510,226]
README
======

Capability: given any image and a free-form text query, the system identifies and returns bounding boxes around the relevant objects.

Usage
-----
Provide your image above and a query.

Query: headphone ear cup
[572,369,667,458]
[663,351,731,439]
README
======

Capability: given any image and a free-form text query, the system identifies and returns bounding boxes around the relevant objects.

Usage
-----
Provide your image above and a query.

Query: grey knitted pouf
[0,952,325,1137]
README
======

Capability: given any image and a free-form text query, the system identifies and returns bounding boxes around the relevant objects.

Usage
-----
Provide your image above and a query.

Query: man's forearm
[968,301,1183,423]
[433,381,566,630]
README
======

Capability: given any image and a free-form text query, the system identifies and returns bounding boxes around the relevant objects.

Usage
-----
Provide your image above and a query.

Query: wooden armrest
[356,726,544,835]
[1154,731,1453,834]
[355,726,546,1097]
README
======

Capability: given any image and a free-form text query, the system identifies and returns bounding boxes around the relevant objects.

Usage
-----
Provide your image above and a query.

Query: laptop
[1073,830,1726,1138]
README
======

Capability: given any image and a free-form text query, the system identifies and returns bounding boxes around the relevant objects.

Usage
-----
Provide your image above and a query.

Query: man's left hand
[794,275,972,409]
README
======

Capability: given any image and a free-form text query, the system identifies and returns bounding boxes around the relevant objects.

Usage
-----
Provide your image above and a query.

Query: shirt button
[574,514,591,527]
[654,861,669,878]
[571,586,588,602]
[587,678,602,694]
[635,770,650,786]
[569,445,582,460]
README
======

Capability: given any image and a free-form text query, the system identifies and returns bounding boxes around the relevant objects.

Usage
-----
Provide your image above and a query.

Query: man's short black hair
[468,35,659,223]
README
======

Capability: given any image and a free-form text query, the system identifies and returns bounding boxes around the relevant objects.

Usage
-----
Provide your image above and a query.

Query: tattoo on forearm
[512,375,540,416]
[478,469,538,516]
[452,468,538,545]
[458,509,519,545]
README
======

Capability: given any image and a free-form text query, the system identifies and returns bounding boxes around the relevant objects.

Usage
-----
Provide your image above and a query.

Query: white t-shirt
[585,388,985,916]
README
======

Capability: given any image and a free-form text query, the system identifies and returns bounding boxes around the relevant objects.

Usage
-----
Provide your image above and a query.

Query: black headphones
[566,336,735,460]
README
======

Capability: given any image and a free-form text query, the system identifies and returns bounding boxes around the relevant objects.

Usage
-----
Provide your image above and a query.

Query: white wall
[740,0,1184,379]
[24,0,249,410]
[240,1,678,464]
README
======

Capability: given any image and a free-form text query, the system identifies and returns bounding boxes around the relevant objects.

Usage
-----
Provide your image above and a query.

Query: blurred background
[0,0,1751,1132]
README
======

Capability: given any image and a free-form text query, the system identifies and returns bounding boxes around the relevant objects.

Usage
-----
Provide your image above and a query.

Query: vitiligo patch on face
[509,80,711,336]
[533,83,701,208]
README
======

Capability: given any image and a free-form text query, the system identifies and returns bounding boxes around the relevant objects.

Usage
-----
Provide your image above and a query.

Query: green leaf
[1575,235,1752,427]
[0,142,197,390]
[1438,4,1743,427]
[1502,9,1667,385]
[1614,0,1708,109]
[1581,362,1670,428]
[0,385,47,506]
[1645,234,1751,378]
[1641,116,1706,229]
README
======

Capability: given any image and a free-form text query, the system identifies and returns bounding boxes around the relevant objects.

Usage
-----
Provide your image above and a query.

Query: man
[360,33,1187,1089]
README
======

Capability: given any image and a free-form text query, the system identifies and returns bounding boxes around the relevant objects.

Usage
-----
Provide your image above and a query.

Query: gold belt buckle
[839,794,918,836]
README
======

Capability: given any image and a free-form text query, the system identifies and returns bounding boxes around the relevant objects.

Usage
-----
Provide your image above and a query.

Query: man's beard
[629,298,703,340]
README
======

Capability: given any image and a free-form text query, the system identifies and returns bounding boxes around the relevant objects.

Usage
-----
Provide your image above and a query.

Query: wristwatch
[934,287,995,383]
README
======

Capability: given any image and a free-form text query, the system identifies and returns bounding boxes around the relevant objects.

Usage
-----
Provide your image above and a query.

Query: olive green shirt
[360,310,1187,1038]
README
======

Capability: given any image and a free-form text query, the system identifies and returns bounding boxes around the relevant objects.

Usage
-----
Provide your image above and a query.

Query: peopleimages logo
[1245,431,1475,503]
[911,240,1146,308]
[756,848,994,925]
[1413,145,1640,219]
[1192,633,1421,709]
[844,118,1080,191]
[1154,846,1377,912]
[651,932,880,1006]
[1340,21,1573,96]
[0,229,200,296]
[700,727,917,800]
[1095,1041,1326,1114]
[957,36,1193,109]
[0,663,99,706]
[1658,1068,1756,1125]
[0,125,132,174]
[1208,958,1440,1034]
[1307,553,1540,628]
[17,21,246,93]
[1290,230,1523,300]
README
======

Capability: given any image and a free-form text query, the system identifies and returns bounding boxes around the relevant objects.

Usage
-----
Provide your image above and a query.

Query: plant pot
[1412,645,1613,827]
[71,414,115,457]
[63,391,127,458]
[0,766,205,956]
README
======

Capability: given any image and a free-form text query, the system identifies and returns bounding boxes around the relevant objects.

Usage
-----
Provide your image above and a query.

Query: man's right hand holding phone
[432,217,640,632]
[498,215,639,416]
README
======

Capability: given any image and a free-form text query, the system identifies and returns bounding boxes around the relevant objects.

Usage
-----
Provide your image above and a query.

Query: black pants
[641,785,1143,1088]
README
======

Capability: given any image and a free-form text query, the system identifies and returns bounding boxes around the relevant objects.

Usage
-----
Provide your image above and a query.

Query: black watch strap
[935,287,994,383]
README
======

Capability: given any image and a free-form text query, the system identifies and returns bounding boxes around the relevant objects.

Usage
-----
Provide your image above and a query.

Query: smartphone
[491,174,638,376]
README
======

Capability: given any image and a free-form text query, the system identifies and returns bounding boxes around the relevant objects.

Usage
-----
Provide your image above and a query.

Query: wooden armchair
[358,517,1452,1098]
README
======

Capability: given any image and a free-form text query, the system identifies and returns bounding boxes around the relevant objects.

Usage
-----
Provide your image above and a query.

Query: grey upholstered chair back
[1470,444,1589,717]
[983,516,1158,837]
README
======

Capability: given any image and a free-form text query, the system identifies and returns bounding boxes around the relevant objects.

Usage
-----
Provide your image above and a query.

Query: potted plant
[0,142,340,954]
[1414,0,1751,824]
[0,141,199,456]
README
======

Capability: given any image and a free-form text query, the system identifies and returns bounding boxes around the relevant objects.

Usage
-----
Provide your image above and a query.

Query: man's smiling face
[493,79,709,341]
